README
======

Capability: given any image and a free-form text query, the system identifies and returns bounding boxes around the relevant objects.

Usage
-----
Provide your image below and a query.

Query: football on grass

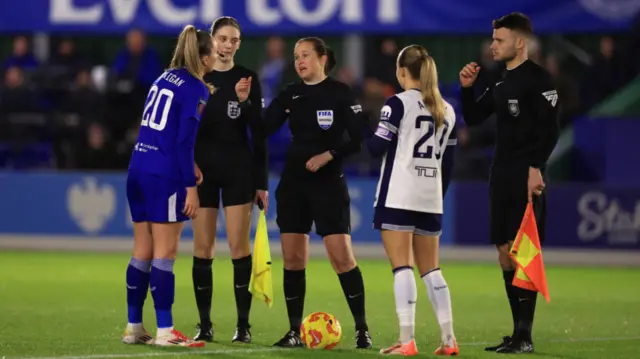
[300,311,342,349]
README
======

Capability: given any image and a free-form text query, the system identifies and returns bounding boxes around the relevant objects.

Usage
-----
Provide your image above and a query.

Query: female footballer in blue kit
[120,24,251,348]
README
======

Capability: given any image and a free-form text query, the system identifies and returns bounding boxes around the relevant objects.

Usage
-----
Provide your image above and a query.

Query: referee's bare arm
[459,62,495,126]
[529,73,560,170]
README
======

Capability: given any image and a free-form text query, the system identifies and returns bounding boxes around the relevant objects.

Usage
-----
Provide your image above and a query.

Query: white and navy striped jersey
[369,89,457,214]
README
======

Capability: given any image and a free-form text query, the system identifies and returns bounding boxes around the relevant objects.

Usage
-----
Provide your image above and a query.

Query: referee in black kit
[459,13,559,354]
[259,37,372,349]
[191,16,267,343]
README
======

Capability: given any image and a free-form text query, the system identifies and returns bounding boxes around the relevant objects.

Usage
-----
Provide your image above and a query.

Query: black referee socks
[514,287,538,342]
[283,268,306,333]
[192,256,214,327]
[338,266,368,331]
[232,255,253,328]
[502,269,519,337]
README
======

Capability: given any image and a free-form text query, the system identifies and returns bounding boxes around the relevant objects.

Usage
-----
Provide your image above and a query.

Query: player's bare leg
[152,222,204,348]
[325,234,372,349]
[224,202,253,343]
[379,230,418,356]
[273,233,308,348]
[414,234,459,356]
[123,222,154,345]
[191,208,218,342]
[495,242,535,354]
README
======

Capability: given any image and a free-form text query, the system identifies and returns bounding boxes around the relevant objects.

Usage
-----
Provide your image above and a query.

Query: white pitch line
[7,337,640,359]
[9,347,282,359]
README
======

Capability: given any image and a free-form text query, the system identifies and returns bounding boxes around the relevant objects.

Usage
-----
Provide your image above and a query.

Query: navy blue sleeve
[367,95,404,158]
[441,123,456,197]
[177,84,209,187]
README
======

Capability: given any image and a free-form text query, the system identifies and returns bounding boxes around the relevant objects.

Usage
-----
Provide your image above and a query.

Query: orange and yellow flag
[509,203,550,302]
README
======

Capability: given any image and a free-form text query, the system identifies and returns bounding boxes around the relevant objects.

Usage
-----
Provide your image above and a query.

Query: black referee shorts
[489,168,546,247]
[275,174,351,237]
[197,163,254,209]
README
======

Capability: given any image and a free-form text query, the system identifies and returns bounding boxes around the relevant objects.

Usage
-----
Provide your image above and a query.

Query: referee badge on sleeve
[508,99,520,117]
[317,110,334,130]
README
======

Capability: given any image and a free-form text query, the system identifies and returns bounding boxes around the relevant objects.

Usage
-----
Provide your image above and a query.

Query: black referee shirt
[261,77,365,178]
[195,65,268,190]
[461,59,560,172]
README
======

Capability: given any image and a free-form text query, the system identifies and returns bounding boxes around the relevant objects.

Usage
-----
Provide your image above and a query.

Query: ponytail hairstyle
[297,37,336,75]
[169,25,215,94]
[398,45,446,128]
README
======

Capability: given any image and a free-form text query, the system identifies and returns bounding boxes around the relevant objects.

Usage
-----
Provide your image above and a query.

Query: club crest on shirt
[197,98,207,116]
[508,99,520,117]
[227,101,241,119]
[317,110,334,130]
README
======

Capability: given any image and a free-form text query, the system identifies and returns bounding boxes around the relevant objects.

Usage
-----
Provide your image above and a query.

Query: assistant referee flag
[509,203,550,302]
[249,210,273,307]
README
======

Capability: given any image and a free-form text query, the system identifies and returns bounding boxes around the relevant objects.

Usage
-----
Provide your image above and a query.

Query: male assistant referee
[459,12,560,354]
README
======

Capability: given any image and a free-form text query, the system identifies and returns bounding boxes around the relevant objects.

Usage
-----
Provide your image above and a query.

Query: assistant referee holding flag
[459,12,559,354]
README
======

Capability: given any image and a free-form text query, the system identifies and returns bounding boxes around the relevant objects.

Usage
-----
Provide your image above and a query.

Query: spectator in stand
[112,29,162,92]
[365,38,401,97]
[582,36,625,111]
[2,36,39,73]
[259,36,288,106]
[75,122,118,170]
[0,66,41,114]
[48,38,88,84]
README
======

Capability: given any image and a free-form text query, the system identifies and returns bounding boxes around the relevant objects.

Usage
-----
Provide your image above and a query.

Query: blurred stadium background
[0,0,639,261]
[1,2,640,359]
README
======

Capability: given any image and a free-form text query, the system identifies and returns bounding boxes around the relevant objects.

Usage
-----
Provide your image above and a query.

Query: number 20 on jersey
[141,84,174,131]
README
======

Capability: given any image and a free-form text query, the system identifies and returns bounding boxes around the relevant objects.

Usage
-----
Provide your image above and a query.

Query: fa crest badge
[227,101,241,119]
[508,99,520,117]
[317,110,334,130]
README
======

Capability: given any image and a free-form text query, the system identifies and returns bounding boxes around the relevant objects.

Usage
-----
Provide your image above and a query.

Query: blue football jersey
[128,68,210,187]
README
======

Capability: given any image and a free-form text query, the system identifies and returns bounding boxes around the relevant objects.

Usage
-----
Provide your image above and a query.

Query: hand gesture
[459,62,480,88]
[183,187,200,219]
[527,167,545,203]
[235,76,252,103]
[255,190,269,213]
[306,151,333,172]
[194,163,203,186]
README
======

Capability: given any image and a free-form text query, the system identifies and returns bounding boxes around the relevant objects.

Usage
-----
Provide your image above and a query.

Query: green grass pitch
[0,251,638,359]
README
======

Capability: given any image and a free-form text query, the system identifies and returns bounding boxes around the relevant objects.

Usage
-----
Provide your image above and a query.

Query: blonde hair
[169,25,215,94]
[398,45,446,128]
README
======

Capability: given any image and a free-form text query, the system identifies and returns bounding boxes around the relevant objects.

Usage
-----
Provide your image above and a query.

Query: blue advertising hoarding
[0,172,454,245]
[453,182,640,250]
[0,172,638,250]
[0,0,637,34]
